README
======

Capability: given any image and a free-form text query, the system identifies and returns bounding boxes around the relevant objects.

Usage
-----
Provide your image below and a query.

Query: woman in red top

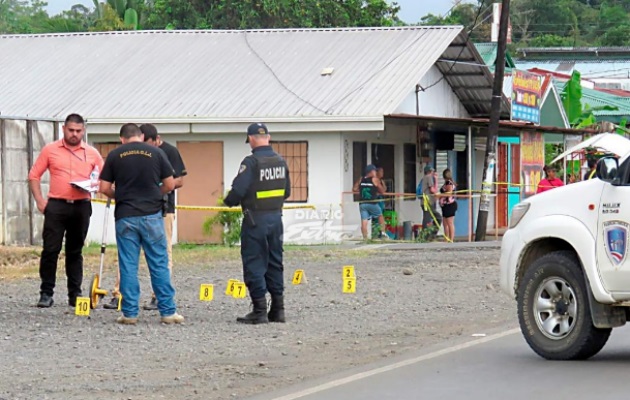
[536,165,564,194]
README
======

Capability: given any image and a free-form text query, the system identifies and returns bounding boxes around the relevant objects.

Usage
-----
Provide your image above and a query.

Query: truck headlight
[509,203,530,229]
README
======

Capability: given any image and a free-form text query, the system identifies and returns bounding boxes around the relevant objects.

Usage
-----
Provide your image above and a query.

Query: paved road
[251,325,630,400]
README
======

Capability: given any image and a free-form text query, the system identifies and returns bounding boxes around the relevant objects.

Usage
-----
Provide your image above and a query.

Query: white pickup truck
[500,133,630,360]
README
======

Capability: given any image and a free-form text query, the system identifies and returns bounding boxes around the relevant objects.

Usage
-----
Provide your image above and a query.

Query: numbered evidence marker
[292,269,305,285]
[343,265,355,279]
[232,282,247,299]
[75,297,91,316]
[343,277,356,294]
[225,279,239,296]
[199,284,214,301]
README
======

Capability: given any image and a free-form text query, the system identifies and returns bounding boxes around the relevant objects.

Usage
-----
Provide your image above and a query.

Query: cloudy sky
[46,0,463,24]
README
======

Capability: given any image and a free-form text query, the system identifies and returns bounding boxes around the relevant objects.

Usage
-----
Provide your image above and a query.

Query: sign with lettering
[520,132,545,198]
[511,70,543,124]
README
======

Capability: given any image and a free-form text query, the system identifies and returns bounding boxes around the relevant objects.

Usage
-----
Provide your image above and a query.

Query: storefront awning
[385,114,597,138]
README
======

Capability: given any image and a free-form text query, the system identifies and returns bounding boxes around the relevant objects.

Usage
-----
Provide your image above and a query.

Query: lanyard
[63,142,87,163]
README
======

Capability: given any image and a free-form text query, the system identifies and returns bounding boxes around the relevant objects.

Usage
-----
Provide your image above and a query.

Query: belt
[49,198,91,204]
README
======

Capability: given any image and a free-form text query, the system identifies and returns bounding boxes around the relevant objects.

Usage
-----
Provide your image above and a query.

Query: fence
[0,118,58,245]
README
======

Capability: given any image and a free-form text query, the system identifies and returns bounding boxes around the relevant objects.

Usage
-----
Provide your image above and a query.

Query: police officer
[224,123,291,324]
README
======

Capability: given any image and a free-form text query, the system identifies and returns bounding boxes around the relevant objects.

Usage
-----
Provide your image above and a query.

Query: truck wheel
[517,251,611,360]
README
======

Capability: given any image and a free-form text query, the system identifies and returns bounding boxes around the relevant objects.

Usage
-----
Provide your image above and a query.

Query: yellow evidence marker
[292,269,305,285]
[225,279,239,296]
[343,277,356,294]
[232,282,247,299]
[75,297,90,316]
[199,284,214,301]
[343,265,355,279]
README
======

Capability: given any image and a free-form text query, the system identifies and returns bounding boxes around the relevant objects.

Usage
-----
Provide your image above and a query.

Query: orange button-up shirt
[28,139,104,201]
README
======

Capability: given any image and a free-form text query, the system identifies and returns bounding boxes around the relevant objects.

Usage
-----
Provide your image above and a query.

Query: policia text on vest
[223,122,291,325]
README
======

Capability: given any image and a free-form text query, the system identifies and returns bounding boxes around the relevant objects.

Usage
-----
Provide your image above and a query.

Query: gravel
[0,245,516,400]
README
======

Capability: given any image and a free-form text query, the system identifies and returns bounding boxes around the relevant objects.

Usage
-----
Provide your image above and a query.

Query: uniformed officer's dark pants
[241,212,284,299]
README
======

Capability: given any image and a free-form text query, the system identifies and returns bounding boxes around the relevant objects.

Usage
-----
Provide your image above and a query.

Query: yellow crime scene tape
[91,197,316,211]
[350,179,557,243]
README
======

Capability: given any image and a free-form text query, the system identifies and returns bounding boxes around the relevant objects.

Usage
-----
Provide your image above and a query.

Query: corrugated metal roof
[516,47,630,61]
[552,80,630,118]
[0,27,500,121]
[516,61,630,80]
[474,42,516,68]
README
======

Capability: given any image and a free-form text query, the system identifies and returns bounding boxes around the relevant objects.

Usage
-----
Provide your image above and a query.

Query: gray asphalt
[251,325,630,400]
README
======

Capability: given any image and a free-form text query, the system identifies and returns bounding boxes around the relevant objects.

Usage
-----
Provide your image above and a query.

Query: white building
[0,27,506,245]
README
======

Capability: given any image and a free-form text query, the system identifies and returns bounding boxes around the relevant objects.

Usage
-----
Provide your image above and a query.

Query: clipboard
[71,179,98,193]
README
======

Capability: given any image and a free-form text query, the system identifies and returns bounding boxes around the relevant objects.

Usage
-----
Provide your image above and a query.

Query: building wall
[394,66,471,118]
[0,118,55,245]
[35,123,494,245]
[87,130,344,245]
[341,124,422,239]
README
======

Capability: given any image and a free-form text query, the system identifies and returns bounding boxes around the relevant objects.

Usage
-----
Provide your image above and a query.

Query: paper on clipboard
[71,179,98,193]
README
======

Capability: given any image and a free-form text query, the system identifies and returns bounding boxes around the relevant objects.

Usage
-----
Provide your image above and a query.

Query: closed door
[177,141,224,244]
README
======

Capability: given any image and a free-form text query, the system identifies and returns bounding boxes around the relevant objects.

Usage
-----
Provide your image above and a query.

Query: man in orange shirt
[28,114,104,308]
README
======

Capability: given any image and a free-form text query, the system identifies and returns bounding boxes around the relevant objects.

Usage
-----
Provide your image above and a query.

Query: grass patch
[0,242,373,281]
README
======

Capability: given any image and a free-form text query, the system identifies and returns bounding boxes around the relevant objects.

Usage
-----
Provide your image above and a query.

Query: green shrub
[202,198,243,247]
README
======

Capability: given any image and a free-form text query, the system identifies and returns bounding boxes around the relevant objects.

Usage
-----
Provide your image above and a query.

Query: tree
[93,0,141,29]
[0,0,49,34]
[418,1,493,41]
[561,70,583,125]
[90,2,126,31]
[144,0,401,30]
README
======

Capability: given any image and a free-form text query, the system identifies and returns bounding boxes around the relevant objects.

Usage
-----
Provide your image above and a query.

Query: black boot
[237,297,269,324]
[268,295,285,323]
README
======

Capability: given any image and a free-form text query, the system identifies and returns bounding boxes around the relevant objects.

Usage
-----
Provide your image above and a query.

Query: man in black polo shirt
[103,123,187,310]
[99,123,184,324]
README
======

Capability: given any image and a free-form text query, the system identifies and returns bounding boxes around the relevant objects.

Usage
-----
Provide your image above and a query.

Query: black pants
[39,199,92,298]
[240,212,284,299]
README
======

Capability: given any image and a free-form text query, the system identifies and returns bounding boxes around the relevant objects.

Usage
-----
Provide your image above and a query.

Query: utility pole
[475,0,510,242]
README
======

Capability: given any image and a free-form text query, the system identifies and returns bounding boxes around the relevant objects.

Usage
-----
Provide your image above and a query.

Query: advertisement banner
[520,132,544,198]
[511,70,543,124]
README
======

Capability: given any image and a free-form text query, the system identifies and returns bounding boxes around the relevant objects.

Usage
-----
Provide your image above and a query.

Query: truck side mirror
[596,157,620,184]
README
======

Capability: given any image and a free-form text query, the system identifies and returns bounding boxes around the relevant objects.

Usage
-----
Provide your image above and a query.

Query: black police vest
[359,176,377,202]
[241,154,287,211]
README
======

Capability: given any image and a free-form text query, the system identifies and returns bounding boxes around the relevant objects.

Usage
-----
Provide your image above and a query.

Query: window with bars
[271,141,308,202]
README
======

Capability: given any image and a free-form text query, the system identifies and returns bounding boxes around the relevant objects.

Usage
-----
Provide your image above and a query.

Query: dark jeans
[422,203,442,228]
[115,212,176,318]
[39,199,92,298]
[240,212,284,299]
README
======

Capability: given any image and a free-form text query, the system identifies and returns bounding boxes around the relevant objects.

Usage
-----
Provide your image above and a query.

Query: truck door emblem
[603,221,630,266]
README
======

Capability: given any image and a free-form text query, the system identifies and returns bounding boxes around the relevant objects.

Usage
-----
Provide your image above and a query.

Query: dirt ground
[0,244,517,400]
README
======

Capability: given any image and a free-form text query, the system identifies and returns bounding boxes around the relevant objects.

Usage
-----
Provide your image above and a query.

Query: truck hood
[551,133,630,164]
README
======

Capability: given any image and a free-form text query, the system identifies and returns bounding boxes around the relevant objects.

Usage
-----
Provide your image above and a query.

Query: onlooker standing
[99,123,183,324]
[102,123,187,310]
[353,164,387,240]
[537,165,564,194]
[421,164,442,233]
[28,113,103,308]
[439,169,457,242]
